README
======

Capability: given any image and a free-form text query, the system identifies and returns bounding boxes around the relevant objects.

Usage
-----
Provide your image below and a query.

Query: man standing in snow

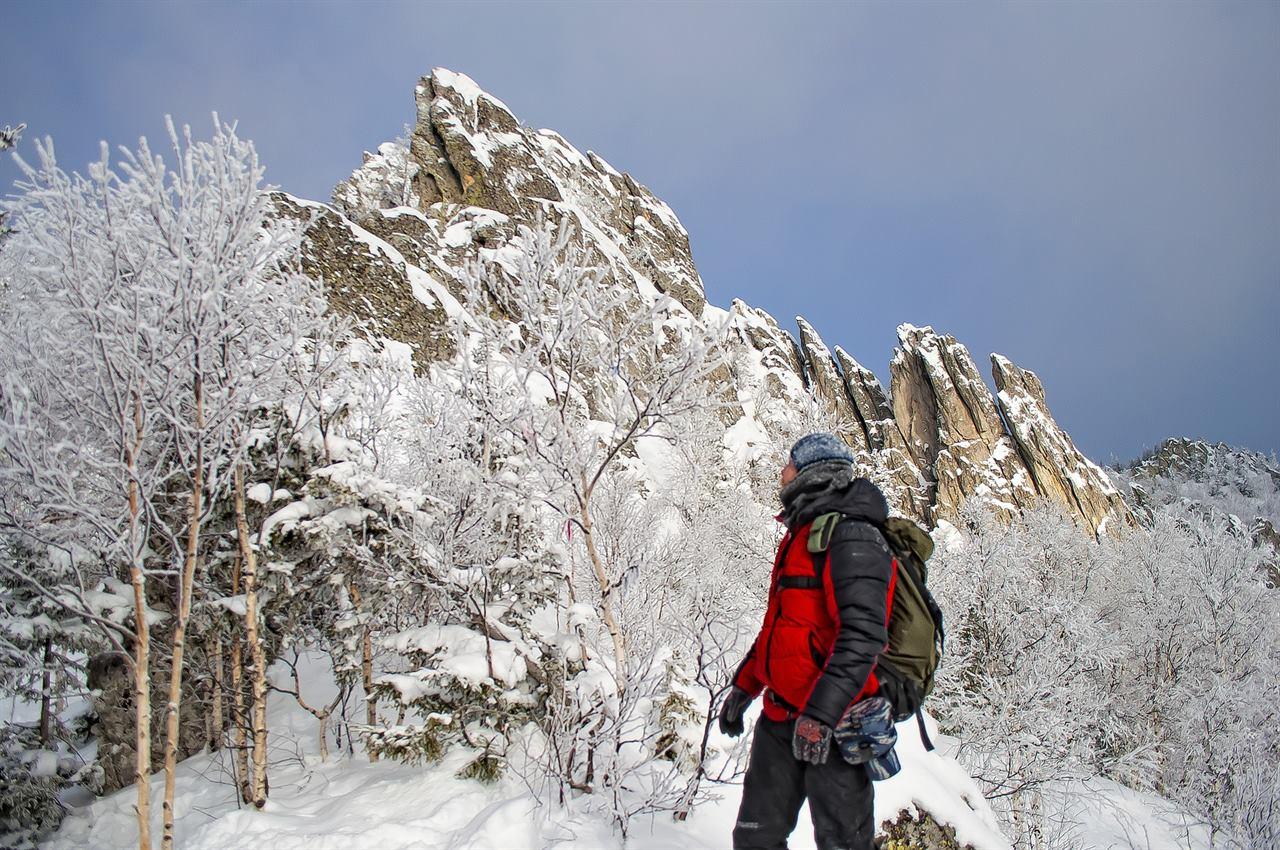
[720,433,895,850]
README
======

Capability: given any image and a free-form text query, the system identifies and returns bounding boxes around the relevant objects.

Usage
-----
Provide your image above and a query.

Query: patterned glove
[792,715,833,765]
[717,686,753,738]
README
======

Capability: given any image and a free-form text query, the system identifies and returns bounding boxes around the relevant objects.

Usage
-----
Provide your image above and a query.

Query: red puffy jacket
[734,507,897,726]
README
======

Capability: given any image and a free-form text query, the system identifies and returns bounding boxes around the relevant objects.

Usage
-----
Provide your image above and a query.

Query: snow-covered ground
[40,652,981,849]
[1036,779,1213,850]
[41,651,1211,850]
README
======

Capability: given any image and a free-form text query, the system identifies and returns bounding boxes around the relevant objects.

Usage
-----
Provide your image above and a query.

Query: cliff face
[889,325,1037,524]
[333,69,705,316]
[296,68,1133,534]
[991,355,1131,533]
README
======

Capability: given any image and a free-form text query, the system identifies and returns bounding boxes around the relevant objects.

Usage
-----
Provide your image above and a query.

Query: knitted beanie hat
[789,432,854,471]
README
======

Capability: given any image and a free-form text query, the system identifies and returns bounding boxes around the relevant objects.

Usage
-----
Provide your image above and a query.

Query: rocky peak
[1126,437,1280,489]
[795,318,861,447]
[888,325,1037,524]
[832,346,897,453]
[1118,437,1280,533]
[991,354,1133,533]
[722,299,810,438]
[788,319,930,519]
[300,69,1134,534]
[333,68,706,316]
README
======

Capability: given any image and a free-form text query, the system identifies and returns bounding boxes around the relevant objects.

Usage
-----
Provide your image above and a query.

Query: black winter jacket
[734,475,895,728]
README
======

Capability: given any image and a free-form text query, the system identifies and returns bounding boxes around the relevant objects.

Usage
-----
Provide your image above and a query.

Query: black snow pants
[732,716,874,850]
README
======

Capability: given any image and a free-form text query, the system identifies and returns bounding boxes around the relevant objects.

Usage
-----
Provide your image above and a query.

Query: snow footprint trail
[440,796,546,850]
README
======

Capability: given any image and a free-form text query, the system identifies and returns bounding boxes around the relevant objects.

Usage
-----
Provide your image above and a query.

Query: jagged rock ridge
[294,68,1132,534]
[1116,437,1280,557]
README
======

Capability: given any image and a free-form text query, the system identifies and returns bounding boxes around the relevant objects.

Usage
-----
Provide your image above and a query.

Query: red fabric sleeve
[732,643,766,697]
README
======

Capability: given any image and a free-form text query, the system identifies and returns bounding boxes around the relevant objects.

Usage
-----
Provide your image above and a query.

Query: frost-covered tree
[447,217,735,825]
[0,134,190,849]
[349,356,570,777]
[0,117,339,848]
[336,216,742,832]
[455,215,729,684]
[0,123,23,243]
[930,499,1280,849]
[244,400,433,766]
[1104,509,1279,847]
[626,410,771,817]
[0,540,104,849]
[0,124,22,151]
[930,503,1132,846]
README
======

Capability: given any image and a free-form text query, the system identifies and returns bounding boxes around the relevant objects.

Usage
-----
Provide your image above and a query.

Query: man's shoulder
[850,475,890,514]
[823,516,893,583]
[829,516,889,547]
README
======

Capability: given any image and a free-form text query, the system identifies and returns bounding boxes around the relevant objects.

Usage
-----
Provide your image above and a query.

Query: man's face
[780,460,798,490]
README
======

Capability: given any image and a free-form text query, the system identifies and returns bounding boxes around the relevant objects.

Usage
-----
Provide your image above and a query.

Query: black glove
[792,715,833,765]
[717,686,753,738]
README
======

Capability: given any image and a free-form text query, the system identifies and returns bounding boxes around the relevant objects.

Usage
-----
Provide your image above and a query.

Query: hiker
[720,432,895,850]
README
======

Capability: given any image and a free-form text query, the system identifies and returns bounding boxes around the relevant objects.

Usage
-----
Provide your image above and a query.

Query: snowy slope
[44,653,1216,850]
[44,652,1010,850]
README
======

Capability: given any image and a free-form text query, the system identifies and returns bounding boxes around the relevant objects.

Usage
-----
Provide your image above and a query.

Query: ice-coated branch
[0,123,23,151]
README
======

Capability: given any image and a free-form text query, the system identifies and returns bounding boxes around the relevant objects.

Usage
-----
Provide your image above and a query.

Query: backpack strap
[916,707,935,752]
[777,575,823,589]
[773,517,840,589]
[807,511,844,558]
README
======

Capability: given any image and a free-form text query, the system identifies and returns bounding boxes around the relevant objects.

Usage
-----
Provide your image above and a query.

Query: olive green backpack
[808,513,945,749]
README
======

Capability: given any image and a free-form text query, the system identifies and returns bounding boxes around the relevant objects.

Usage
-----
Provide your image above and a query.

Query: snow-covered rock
[293,69,1135,533]
[337,68,706,317]
[1116,437,1280,540]
[992,354,1134,535]
[889,325,1037,524]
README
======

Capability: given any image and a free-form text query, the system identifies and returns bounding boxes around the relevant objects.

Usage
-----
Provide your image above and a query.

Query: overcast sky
[3,1,1277,462]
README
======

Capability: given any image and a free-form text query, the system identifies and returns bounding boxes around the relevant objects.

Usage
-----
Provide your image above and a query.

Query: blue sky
[3,1,1277,462]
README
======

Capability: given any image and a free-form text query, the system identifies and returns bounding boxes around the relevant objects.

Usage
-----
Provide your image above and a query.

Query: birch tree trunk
[348,584,378,762]
[578,490,627,687]
[209,638,224,752]
[233,464,269,808]
[39,637,53,746]
[228,552,250,804]
[161,374,203,850]
[126,393,153,850]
